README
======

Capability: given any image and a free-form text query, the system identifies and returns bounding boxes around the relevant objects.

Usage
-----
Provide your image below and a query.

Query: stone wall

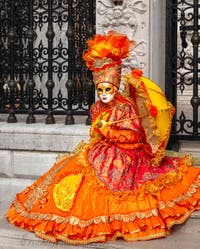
[96,0,166,90]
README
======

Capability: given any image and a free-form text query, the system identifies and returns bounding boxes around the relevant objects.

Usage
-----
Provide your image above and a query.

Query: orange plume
[83,30,135,71]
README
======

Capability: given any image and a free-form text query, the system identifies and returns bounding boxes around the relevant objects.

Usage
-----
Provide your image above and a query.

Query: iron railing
[166,0,200,147]
[0,0,95,124]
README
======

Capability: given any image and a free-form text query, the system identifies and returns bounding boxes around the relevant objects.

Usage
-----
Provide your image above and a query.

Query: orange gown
[6,91,200,245]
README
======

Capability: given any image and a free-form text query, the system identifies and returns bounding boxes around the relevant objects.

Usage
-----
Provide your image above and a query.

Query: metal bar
[7,0,17,123]
[85,0,95,125]
[173,134,200,141]
[0,109,89,115]
[26,0,36,123]
[0,34,3,107]
[180,25,200,31]
[190,0,200,135]
[0,0,7,112]
[0,0,96,123]
[165,0,178,149]
[65,0,75,124]
[45,0,55,124]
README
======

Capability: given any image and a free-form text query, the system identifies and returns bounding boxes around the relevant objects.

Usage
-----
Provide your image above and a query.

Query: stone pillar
[149,0,166,91]
[96,0,166,89]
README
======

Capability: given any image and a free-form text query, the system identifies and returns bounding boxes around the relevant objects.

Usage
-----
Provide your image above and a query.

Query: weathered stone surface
[13,151,58,178]
[179,140,200,158]
[0,122,90,178]
[0,150,58,178]
[0,122,90,152]
[0,150,13,177]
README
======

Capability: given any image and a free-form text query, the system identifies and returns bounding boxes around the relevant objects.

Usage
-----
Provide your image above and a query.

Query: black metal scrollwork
[0,0,95,124]
[166,0,200,142]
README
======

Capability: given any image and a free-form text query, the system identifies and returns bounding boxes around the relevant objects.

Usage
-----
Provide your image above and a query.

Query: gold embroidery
[124,74,174,166]
[57,231,169,244]
[11,171,200,246]
[24,155,79,210]
[14,172,200,227]
[57,234,106,244]
[73,140,89,155]
[14,198,159,227]
[166,211,194,229]
[56,140,88,162]
[53,174,83,211]
[109,231,169,242]
[35,231,56,243]
[34,226,170,244]
[78,146,192,202]
[158,175,200,210]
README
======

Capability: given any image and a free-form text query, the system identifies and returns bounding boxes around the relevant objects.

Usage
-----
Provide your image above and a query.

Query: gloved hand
[96,120,109,137]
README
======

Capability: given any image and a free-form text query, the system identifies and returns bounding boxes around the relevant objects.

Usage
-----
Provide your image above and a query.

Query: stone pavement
[0,178,200,249]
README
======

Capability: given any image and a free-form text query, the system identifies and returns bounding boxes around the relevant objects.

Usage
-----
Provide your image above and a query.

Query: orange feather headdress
[83,30,134,88]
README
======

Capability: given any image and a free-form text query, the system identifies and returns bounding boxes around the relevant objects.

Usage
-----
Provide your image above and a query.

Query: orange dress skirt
[6,144,200,245]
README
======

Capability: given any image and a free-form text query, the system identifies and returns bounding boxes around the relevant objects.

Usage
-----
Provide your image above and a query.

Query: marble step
[0,121,90,178]
[179,140,200,158]
[1,148,200,179]
[1,177,200,249]
[1,120,200,180]
[0,121,90,152]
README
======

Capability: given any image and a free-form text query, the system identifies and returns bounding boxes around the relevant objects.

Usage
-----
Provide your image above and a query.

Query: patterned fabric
[88,93,179,192]
[6,91,200,245]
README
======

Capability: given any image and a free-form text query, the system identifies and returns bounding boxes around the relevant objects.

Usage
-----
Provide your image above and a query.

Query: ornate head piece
[83,30,134,88]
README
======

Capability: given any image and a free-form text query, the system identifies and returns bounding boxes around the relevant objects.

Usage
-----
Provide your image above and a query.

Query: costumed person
[6,31,200,244]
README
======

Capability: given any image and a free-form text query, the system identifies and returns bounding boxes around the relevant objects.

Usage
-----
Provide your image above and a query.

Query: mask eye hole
[105,87,111,93]
[97,88,103,94]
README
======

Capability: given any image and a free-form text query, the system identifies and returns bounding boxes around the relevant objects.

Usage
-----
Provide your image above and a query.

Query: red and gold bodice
[87,93,156,192]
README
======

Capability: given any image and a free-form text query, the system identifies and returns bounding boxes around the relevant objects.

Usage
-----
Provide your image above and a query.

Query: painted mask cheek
[99,92,116,103]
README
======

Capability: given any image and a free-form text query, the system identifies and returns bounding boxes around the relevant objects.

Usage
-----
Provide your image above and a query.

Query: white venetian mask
[96,83,117,103]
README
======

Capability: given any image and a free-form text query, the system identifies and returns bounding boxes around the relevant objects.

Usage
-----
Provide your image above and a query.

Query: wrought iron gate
[0,0,95,124]
[166,0,200,146]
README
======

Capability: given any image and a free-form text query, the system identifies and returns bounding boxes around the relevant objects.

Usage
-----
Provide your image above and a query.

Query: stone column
[149,0,166,90]
[96,0,166,89]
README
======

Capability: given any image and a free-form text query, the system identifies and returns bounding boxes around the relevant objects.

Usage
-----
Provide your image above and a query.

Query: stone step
[179,140,200,158]
[1,121,200,180]
[1,177,200,249]
[0,121,90,152]
[0,114,88,124]
[0,121,90,178]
